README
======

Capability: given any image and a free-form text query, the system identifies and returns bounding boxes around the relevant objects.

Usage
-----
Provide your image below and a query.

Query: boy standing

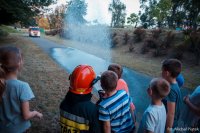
[98,70,134,133]
[108,63,135,111]
[138,78,170,133]
[161,59,182,133]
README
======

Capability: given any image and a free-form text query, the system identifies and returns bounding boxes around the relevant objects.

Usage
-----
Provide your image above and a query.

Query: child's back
[0,46,42,133]
[138,78,170,133]
[99,71,134,133]
[0,79,34,132]
[116,78,129,93]
[99,89,134,132]
[138,104,166,133]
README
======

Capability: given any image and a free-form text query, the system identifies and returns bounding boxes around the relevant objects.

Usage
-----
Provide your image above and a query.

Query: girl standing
[0,46,42,133]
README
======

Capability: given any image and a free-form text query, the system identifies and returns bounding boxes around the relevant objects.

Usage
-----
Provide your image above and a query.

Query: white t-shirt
[138,103,166,133]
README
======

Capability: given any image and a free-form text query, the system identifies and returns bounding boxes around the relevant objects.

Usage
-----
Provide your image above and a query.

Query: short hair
[100,70,118,92]
[162,59,182,78]
[108,63,122,79]
[150,78,170,99]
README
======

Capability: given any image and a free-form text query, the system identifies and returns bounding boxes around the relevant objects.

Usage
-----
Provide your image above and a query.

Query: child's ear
[166,71,171,77]
[149,89,152,96]
[147,87,152,96]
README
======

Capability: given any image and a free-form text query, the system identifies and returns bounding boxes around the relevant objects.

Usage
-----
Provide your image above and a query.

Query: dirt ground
[0,35,69,132]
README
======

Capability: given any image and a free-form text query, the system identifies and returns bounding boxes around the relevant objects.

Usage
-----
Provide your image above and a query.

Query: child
[60,65,101,133]
[108,64,129,93]
[98,70,135,133]
[161,59,182,133]
[138,78,170,133]
[0,46,43,132]
[182,85,200,129]
[108,63,136,122]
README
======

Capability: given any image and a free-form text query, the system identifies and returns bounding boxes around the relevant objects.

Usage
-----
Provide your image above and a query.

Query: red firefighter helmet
[69,65,96,94]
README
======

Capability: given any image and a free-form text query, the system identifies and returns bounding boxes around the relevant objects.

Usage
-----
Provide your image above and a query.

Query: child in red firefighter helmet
[59,65,101,133]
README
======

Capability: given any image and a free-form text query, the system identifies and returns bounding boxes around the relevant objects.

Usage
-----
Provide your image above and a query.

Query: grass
[0,34,69,132]
[0,25,20,33]
[44,34,200,90]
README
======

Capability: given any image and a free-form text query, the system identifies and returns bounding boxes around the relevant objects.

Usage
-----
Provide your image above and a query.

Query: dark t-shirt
[163,83,182,128]
[60,91,101,133]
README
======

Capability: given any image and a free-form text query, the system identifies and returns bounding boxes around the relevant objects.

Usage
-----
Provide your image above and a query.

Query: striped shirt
[98,90,134,133]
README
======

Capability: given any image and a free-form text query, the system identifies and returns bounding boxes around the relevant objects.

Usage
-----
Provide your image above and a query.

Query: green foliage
[127,13,139,27]
[66,0,87,24]
[0,0,55,25]
[0,25,19,33]
[140,0,172,28]
[140,0,200,29]
[109,0,126,28]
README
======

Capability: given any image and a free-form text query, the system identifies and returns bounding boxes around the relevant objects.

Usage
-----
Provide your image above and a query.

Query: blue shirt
[176,74,184,87]
[163,83,182,128]
[0,79,35,133]
[98,90,134,133]
[138,104,166,133]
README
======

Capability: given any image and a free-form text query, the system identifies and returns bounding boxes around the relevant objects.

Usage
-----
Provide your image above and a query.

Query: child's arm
[102,121,111,133]
[166,102,175,133]
[184,95,200,116]
[130,107,136,124]
[21,101,43,120]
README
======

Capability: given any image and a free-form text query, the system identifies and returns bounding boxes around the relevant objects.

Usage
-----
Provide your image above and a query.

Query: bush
[153,47,168,57]
[111,36,118,48]
[133,28,146,43]
[112,32,117,38]
[129,42,134,52]
[141,38,160,54]
[169,43,186,60]
[189,31,200,65]
[152,29,162,39]
[161,31,175,48]
[45,30,58,36]
[123,32,129,45]
[0,29,9,37]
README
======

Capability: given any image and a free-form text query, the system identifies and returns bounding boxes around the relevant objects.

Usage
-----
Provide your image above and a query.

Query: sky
[49,0,140,24]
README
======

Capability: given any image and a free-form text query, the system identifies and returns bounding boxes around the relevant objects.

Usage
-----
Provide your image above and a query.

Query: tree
[127,13,139,27]
[48,4,66,29]
[109,0,126,28]
[66,0,87,25]
[139,0,158,28]
[38,16,50,30]
[149,0,172,27]
[0,0,55,25]
[140,0,200,29]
